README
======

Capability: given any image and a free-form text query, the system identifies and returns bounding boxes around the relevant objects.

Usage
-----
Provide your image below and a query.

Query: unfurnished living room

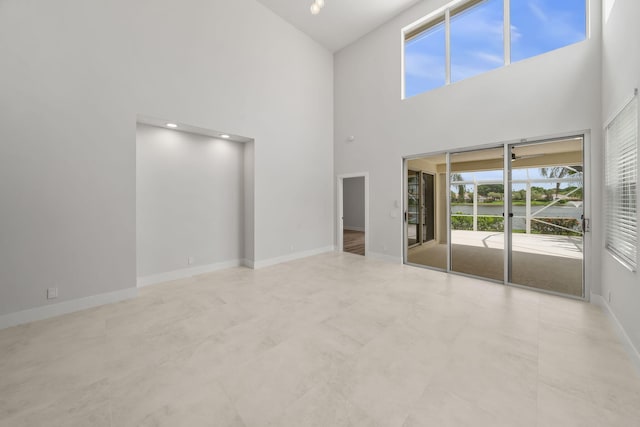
[1,0,640,426]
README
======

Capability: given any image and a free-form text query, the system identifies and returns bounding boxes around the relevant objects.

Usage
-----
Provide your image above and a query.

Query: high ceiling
[408,138,584,172]
[256,0,423,52]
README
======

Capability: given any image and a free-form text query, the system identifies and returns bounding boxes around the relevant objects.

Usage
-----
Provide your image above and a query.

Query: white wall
[334,0,603,294]
[0,0,333,317]
[601,0,640,354]
[343,176,365,231]
[244,141,256,264]
[136,124,245,280]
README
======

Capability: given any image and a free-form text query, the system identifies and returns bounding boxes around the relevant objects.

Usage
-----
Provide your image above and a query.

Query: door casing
[337,173,370,255]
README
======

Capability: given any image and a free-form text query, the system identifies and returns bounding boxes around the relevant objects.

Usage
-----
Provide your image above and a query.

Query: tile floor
[1,252,639,426]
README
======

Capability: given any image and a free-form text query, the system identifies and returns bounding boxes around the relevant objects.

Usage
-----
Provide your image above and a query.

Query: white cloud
[405,53,445,80]
[450,4,504,41]
[510,25,523,43]
[512,2,586,50]
[451,55,502,81]
[527,1,550,23]
[473,51,504,65]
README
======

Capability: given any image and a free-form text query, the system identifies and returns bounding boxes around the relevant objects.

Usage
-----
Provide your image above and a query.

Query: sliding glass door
[450,147,505,281]
[422,172,435,243]
[405,135,586,298]
[507,139,584,297]
[406,156,446,270]
[408,170,436,247]
[408,170,420,247]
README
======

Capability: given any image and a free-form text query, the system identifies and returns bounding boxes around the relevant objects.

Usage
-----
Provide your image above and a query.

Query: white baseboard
[137,259,243,288]
[0,287,138,330]
[343,226,365,232]
[591,293,640,374]
[253,246,335,269]
[366,251,403,264]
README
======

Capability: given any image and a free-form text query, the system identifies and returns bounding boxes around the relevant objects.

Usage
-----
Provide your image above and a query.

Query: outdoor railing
[450,214,581,236]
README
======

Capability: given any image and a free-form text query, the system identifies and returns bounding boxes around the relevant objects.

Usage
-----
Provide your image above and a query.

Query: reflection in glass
[408,171,420,246]
[406,155,447,270]
[423,173,435,243]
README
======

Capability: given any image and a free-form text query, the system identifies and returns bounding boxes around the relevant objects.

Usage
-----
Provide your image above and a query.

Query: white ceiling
[256,0,423,52]
[137,115,253,143]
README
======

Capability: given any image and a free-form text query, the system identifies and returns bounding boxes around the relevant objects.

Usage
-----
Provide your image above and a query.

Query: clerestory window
[403,0,587,99]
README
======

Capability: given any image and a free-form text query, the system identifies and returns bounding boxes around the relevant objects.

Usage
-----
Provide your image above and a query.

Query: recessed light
[220,134,230,139]
[166,123,178,128]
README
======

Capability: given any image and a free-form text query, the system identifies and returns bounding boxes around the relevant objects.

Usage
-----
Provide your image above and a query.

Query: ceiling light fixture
[166,123,178,128]
[310,0,325,15]
[220,134,230,139]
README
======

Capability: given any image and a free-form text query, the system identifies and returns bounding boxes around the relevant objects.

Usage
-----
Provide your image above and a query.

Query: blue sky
[511,0,587,62]
[450,0,503,83]
[405,23,446,97]
[405,0,586,98]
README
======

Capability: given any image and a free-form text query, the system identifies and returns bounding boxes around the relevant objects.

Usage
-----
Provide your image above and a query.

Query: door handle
[581,215,590,233]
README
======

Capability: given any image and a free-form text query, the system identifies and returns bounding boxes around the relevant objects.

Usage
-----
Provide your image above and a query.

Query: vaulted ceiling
[256,0,423,52]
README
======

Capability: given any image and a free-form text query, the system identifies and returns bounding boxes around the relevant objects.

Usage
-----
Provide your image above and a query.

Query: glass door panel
[408,170,420,247]
[406,155,447,270]
[405,137,586,299]
[450,148,504,281]
[423,172,435,243]
[508,138,584,296]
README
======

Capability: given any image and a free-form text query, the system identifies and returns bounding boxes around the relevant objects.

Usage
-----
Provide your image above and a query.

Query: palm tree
[540,166,582,199]
[451,173,465,202]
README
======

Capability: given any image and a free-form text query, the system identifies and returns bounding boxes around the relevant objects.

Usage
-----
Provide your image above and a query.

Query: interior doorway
[337,173,369,256]
[404,135,587,298]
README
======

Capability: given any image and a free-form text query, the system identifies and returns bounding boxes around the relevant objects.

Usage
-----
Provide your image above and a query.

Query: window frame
[403,18,447,98]
[401,0,589,100]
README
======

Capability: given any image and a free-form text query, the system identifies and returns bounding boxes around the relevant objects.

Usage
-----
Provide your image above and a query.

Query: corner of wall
[252,246,335,269]
[137,260,244,288]
[591,293,640,375]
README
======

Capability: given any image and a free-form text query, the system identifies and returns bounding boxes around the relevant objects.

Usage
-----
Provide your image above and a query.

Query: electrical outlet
[188,256,195,265]
[47,287,58,300]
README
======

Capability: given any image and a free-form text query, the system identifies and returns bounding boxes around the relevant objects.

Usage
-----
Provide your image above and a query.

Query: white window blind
[605,92,638,270]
